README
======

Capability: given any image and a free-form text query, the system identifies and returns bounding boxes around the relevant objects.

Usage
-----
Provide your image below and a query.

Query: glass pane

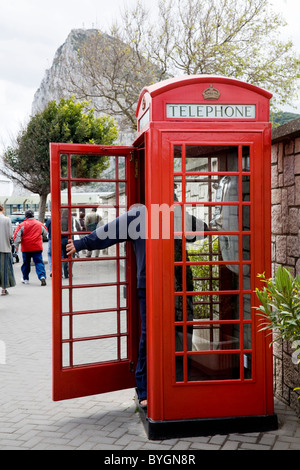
[174,179,182,202]
[219,235,239,263]
[244,353,252,379]
[68,260,120,283]
[73,338,118,365]
[70,182,117,207]
[62,315,70,340]
[186,146,238,172]
[61,181,68,205]
[189,263,220,292]
[187,264,239,292]
[175,295,183,321]
[175,204,239,235]
[243,294,251,320]
[174,265,182,292]
[191,324,239,351]
[187,353,240,381]
[70,154,114,179]
[118,183,127,207]
[186,147,208,172]
[174,145,182,172]
[244,324,252,349]
[121,336,128,359]
[72,312,119,338]
[84,207,106,232]
[119,285,127,308]
[242,175,250,201]
[62,289,69,314]
[118,156,126,179]
[61,209,71,233]
[242,146,250,172]
[243,205,250,231]
[243,235,250,260]
[185,205,212,234]
[210,204,239,232]
[62,343,70,367]
[243,266,251,290]
[175,326,184,351]
[175,356,184,382]
[72,286,118,312]
[187,235,240,263]
[192,294,239,321]
[185,175,239,204]
[120,310,127,333]
[60,154,68,178]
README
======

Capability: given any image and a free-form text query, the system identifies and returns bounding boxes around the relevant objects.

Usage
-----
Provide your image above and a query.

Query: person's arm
[41,224,48,237]
[66,239,76,256]
[13,224,24,250]
[8,219,13,239]
[66,206,145,256]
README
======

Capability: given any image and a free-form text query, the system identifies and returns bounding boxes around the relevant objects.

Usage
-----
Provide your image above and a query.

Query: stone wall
[271,118,300,415]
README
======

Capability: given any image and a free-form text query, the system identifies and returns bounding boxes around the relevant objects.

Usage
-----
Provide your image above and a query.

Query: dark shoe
[40,278,46,286]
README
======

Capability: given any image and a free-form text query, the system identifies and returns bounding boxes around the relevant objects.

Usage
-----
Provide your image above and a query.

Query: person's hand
[66,239,76,256]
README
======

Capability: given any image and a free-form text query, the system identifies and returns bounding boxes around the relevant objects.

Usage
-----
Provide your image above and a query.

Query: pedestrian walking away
[84,208,103,258]
[0,204,16,295]
[14,210,48,286]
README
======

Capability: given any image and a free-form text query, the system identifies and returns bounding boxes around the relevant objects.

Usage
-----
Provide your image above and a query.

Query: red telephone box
[50,75,278,439]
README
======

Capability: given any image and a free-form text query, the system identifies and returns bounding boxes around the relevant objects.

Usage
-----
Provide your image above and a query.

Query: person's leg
[47,239,52,275]
[32,251,47,283]
[135,288,147,405]
[0,253,15,293]
[61,238,69,278]
[21,252,31,282]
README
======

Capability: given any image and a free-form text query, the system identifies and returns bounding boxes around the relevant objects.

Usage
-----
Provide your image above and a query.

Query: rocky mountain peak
[32,29,136,145]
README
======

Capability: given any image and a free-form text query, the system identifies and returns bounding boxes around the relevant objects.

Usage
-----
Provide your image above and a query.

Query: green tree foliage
[1,97,118,220]
[271,112,300,127]
[62,0,300,128]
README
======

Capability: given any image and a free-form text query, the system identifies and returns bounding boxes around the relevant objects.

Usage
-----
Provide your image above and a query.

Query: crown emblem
[202,84,221,100]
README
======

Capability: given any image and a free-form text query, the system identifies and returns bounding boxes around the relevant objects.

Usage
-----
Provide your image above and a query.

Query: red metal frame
[50,143,139,401]
[145,126,273,421]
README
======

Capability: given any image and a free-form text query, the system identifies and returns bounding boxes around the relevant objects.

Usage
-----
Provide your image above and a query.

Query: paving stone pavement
[1,249,300,451]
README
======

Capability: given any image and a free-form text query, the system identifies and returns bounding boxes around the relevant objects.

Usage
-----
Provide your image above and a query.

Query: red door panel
[50,143,139,401]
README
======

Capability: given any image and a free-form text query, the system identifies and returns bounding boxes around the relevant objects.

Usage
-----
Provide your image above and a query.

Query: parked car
[9,213,26,231]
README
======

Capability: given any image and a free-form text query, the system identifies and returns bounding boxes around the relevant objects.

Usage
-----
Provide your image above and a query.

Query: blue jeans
[135,288,147,401]
[47,239,52,272]
[21,251,46,281]
[61,238,69,278]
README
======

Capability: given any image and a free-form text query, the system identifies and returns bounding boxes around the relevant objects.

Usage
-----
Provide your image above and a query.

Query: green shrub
[254,266,300,346]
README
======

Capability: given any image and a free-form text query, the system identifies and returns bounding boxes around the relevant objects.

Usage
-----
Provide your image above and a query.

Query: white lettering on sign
[166,104,256,119]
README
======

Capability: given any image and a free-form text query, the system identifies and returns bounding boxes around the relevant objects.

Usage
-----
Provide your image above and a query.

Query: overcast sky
[0,0,300,151]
